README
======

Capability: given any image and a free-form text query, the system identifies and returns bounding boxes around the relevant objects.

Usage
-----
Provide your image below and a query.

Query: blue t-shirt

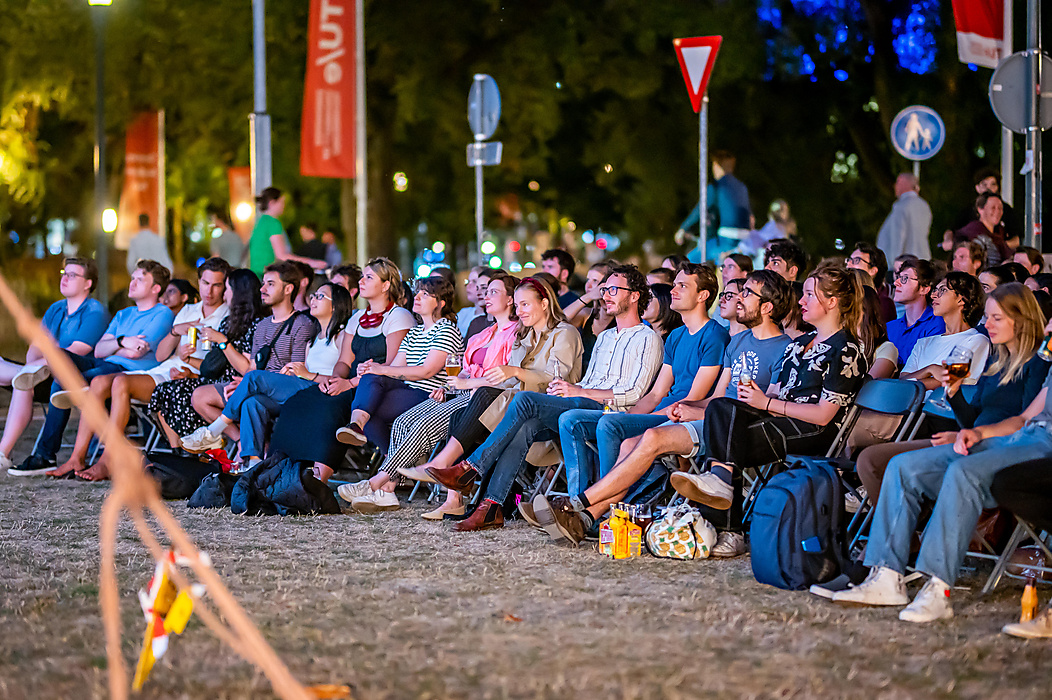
[656,319,731,411]
[103,304,174,371]
[722,330,793,397]
[41,298,109,350]
[887,306,945,368]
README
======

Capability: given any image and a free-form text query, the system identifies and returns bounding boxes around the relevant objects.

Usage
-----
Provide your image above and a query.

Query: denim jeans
[466,391,602,503]
[558,410,667,496]
[34,351,124,461]
[351,374,429,454]
[222,370,314,459]
[865,424,1052,585]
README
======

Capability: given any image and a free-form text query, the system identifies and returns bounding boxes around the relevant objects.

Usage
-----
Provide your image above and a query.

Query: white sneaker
[845,487,867,514]
[1003,605,1052,638]
[336,479,373,503]
[899,577,954,623]
[351,489,400,514]
[50,387,87,410]
[711,531,746,558]
[0,452,13,472]
[395,465,437,483]
[670,470,733,510]
[181,427,225,453]
[12,364,50,391]
[832,566,909,606]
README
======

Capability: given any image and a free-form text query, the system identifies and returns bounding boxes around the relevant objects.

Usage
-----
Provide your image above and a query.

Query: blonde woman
[396,277,583,519]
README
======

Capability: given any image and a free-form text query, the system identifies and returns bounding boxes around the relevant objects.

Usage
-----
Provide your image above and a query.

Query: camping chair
[906,384,979,440]
[975,518,1052,594]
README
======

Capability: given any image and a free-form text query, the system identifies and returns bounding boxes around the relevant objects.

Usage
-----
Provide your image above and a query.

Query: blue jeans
[558,410,668,495]
[222,370,314,459]
[351,374,429,454]
[466,391,602,503]
[865,424,1052,585]
[34,351,124,461]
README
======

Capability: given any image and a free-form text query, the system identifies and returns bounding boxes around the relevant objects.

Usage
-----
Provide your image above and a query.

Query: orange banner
[301,0,356,178]
[228,166,254,239]
[116,111,164,249]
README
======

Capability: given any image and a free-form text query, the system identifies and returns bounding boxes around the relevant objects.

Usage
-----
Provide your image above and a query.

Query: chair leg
[407,479,423,503]
[981,522,1028,595]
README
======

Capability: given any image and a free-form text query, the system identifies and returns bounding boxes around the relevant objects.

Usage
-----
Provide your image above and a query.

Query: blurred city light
[509,262,522,273]
[480,240,496,255]
[528,180,540,191]
[566,221,576,232]
[432,241,445,254]
[523,262,536,269]
[489,256,502,269]
[509,241,521,252]
[416,264,432,277]
[596,238,608,250]
[393,172,409,192]
[603,163,613,173]
[581,230,595,244]
[234,201,254,222]
[101,208,118,233]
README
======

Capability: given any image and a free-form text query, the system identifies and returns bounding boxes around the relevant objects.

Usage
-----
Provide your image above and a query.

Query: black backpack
[145,452,223,500]
[748,456,863,590]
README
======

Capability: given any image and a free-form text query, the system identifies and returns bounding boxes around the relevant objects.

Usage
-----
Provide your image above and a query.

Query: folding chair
[906,384,979,440]
[976,519,1052,594]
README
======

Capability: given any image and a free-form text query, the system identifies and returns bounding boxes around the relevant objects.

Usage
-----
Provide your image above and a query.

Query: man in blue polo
[10,260,173,476]
[1,257,110,473]
[887,258,944,367]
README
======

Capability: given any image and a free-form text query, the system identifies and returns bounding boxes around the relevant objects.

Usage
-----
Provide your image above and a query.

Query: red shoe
[424,461,479,500]
[453,499,504,532]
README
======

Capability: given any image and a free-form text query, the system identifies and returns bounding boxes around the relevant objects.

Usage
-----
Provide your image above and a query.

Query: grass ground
[0,394,1050,699]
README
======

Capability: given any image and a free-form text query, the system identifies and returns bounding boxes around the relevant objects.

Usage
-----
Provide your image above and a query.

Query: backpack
[145,452,223,500]
[748,456,860,590]
[188,472,239,509]
[230,453,341,516]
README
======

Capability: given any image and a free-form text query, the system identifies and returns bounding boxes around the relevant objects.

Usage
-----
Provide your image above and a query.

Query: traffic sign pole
[467,74,501,266]
[699,96,708,264]
[1024,0,1042,249]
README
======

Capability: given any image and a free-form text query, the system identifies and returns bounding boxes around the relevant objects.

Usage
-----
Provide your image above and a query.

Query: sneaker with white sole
[50,387,87,410]
[181,427,225,453]
[395,465,437,484]
[351,489,400,514]
[7,455,57,477]
[12,364,50,391]
[809,573,856,600]
[899,577,953,623]
[336,479,373,503]
[0,452,13,473]
[1003,605,1052,638]
[832,566,909,606]
[711,531,746,558]
[335,423,367,446]
[670,470,733,510]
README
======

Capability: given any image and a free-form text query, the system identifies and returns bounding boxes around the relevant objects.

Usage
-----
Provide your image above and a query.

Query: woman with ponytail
[669,265,869,555]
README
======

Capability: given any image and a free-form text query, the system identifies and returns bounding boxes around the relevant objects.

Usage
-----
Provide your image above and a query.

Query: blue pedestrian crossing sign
[890,105,945,161]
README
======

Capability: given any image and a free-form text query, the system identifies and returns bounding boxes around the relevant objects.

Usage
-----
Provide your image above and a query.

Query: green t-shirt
[248,214,287,275]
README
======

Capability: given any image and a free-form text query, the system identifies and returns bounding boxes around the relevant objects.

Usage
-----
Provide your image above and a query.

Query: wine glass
[445,352,463,379]
[931,345,973,410]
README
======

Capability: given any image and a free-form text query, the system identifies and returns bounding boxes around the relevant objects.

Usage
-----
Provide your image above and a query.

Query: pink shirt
[463,321,518,378]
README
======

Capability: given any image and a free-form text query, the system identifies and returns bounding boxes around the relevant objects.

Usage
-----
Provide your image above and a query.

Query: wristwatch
[216,341,228,350]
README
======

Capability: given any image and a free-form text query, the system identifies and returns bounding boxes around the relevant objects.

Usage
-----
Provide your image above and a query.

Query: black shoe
[8,455,57,477]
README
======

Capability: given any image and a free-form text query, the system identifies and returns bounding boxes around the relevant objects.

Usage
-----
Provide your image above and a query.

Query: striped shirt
[251,312,316,372]
[397,318,463,392]
[581,322,663,410]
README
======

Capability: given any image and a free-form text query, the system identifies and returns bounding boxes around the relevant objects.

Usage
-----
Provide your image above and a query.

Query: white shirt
[305,332,344,375]
[580,323,664,410]
[902,328,992,385]
[126,301,228,384]
[876,191,933,263]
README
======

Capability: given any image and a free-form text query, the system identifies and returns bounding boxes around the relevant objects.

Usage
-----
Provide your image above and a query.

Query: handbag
[644,503,717,560]
[198,345,230,380]
[253,312,302,370]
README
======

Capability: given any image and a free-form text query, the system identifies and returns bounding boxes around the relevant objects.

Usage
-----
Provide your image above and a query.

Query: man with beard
[425,265,663,531]
[530,269,792,555]
[554,263,728,498]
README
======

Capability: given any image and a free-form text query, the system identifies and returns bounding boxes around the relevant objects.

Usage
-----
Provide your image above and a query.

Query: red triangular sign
[673,36,723,113]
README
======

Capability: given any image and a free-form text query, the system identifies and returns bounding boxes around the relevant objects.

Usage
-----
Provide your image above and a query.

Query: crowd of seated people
[6,206,1052,638]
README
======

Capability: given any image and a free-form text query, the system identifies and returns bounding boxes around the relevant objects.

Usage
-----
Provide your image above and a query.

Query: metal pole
[913,161,920,180]
[475,159,484,266]
[92,5,109,302]
[250,0,272,199]
[1023,0,1042,248]
[699,95,708,263]
[1001,0,1014,207]
[354,0,367,270]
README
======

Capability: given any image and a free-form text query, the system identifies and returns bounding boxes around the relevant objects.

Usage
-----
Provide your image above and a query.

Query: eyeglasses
[931,286,951,299]
[60,270,85,280]
[739,287,764,301]
[895,273,918,284]
[598,285,630,297]
[718,291,739,302]
[845,255,870,266]
[309,292,331,301]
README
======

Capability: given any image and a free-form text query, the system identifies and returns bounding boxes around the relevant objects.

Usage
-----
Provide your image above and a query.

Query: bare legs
[51,373,120,477]
[78,374,160,481]
[0,359,35,459]
[191,384,228,426]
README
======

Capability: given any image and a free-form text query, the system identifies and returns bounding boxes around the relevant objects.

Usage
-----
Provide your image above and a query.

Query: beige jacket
[479,321,583,466]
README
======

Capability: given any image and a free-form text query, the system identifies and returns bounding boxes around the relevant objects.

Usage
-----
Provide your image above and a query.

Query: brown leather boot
[425,461,479,499]
[453,499,504,532]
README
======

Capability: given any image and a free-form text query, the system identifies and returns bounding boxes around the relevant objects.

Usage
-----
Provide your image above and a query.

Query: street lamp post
[89,0,112,302]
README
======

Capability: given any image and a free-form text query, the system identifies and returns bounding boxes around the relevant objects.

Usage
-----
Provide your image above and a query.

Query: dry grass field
[0,393,1050,699]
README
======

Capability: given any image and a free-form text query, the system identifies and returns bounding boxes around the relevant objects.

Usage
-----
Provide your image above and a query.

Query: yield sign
[673,36,723,113]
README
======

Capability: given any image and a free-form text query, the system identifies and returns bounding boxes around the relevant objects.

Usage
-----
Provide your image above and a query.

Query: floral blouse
[775,329,867,424]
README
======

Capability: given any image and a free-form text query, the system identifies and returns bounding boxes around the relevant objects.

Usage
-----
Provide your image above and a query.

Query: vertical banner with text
[301,0,356,178]
[116,111,165,250]
[951,0,1004,68]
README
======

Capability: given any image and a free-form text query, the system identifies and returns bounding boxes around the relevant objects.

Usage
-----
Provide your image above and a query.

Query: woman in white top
[180,282,354,471]
[859,285,898,378]
[901,271,991,391]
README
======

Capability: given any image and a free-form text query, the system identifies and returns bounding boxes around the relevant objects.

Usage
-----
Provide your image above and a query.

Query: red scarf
[359,301,393,330]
